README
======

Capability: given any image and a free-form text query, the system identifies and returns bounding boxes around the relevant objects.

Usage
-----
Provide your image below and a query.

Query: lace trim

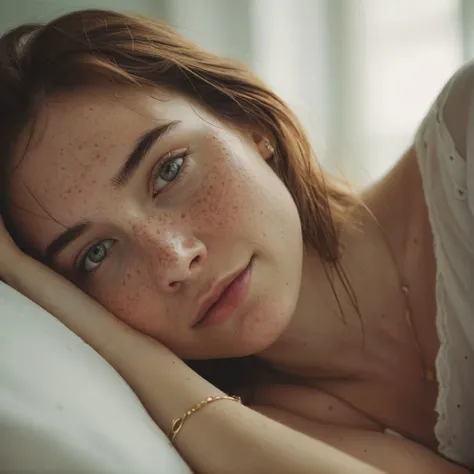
[414,112,453,459]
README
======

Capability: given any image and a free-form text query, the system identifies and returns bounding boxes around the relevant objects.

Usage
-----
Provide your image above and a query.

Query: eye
[151,149,189,196]
[79,239,114,273]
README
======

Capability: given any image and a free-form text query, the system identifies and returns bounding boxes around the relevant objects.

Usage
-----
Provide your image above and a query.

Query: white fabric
[414,61,474,468]
[0,282,191,473]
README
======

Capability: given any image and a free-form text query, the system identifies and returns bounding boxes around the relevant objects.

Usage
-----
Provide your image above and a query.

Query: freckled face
[8,87,303,359]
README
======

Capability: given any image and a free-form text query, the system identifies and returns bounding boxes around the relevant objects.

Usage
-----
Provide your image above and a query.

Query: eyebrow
[43,222,90,266]
[111,120,180,188]
[42,120,180,265]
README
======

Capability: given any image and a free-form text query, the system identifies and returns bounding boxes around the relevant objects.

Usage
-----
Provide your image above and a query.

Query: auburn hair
[0,9,359,397]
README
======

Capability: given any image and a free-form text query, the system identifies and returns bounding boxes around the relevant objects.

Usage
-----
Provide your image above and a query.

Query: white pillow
[0,282,191,474]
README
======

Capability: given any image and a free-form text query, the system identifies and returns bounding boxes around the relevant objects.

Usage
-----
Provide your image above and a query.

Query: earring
[264,139,274,155]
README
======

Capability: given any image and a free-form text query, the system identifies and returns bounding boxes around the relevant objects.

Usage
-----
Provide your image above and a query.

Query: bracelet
[168,395,242,442]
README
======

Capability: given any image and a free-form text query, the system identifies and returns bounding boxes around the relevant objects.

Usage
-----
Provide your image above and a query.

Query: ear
[251,132,274,161]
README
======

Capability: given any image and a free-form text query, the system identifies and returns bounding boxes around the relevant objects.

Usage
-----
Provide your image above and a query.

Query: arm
[2,252,381,474]
[0,234,465,474]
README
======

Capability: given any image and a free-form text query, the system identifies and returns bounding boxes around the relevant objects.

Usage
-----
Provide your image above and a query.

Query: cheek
[234,294,293,357]
[90,266,169,337]
[187,159,278,236]
[188,172,244,232]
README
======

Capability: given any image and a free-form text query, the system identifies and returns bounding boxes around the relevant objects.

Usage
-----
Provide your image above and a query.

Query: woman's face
[8,86,303,359]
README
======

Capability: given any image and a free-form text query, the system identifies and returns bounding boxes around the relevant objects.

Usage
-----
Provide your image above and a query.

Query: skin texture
[8,86,442,452]
[8,87,303,360]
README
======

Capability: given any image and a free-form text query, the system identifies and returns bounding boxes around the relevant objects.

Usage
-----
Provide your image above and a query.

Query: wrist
[2,253,35,288]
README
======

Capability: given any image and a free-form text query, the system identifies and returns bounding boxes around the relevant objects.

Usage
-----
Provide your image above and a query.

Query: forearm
[112,335,382,474]
[6,256,382,474]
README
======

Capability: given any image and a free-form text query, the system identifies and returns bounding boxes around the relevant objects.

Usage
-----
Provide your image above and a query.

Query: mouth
[193,257,253,328]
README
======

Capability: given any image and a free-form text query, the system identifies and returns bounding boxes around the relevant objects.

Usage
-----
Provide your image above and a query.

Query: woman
[0,9,471,474]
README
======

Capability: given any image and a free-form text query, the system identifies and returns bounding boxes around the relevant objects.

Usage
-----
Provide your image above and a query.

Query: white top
[414,61,474,468]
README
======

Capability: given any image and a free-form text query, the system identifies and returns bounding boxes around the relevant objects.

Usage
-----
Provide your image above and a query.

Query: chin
[232,298,295,357]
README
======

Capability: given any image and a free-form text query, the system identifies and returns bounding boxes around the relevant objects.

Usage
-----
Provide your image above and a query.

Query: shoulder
[439,61,474,158]
[415,61,474,212]
[413,61,474,247]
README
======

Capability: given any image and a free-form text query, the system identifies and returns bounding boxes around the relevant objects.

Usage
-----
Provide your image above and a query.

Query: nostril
[169,280,180,289]
[190,255,201,267]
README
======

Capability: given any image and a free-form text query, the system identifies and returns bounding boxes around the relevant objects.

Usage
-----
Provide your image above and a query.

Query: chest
[252,378,438,448]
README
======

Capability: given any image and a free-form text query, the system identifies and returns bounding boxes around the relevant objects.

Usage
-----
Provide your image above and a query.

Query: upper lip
[193,263,249,327]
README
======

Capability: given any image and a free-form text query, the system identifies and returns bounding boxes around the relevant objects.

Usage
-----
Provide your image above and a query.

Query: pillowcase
[0,282,191,473]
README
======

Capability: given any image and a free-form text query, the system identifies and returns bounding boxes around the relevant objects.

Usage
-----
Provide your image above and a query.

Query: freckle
[381,313,385,319]
[78,189,83,194]
[78,144,83,150]
[413,238,418,244]
[61,166,66,171]
[180,212,186,219]
[328,405,333,411]
[363,448,367,453]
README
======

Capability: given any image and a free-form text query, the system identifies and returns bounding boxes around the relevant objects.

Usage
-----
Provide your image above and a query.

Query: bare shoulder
[250,404,468,474]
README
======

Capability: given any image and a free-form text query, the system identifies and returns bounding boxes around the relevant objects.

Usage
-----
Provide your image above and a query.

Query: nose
[134,225,207,292]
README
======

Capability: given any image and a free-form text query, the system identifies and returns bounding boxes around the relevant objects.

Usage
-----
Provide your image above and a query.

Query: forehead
[17,86,195,167]
[7,87,212,249]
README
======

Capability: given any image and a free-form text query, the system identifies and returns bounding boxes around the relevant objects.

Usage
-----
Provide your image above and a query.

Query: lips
[193,259,252,328]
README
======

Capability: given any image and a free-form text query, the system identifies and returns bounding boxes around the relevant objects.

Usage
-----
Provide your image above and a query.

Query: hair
[0,9,360,398]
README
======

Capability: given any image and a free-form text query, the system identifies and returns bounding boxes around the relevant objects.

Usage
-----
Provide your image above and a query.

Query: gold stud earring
[264,139,274,155]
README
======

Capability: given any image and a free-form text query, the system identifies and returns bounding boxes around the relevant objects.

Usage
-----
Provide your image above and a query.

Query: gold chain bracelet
[168,395,242,442]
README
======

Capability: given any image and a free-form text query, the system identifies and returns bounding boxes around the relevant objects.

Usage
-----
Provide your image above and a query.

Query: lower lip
[196,260,252,328]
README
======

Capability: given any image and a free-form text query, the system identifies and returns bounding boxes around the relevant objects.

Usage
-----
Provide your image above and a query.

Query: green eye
[153,156,184,194]
[81,239,114,272]
[160,159,182,181]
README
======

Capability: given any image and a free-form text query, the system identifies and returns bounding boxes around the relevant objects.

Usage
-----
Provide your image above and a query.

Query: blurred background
[0,0,470,185]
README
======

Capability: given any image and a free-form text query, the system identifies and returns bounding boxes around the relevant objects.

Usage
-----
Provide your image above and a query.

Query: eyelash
[150,148,191,198]
[74,148,191,278]
[74,239,115,279]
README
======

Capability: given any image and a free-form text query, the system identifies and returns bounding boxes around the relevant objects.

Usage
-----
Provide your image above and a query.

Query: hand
[0,215,24,282]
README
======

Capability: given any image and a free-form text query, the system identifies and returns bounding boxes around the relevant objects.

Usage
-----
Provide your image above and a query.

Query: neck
[256,185,420,385]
